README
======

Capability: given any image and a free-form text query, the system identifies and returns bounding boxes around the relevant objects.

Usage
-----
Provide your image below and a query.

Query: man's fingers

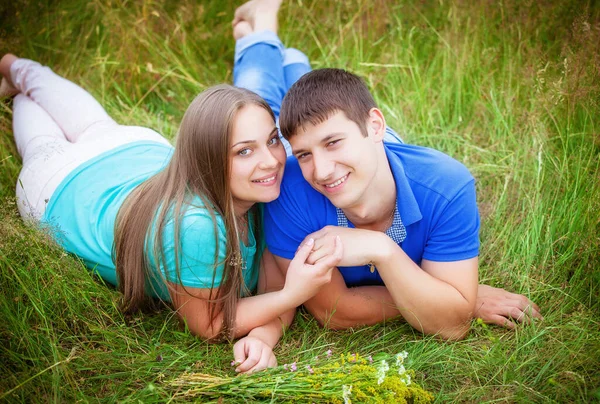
[487,314,516,329]
[508,307,529,324]
[509,298,543,321]
[308,248,330,266]
[313,236,342,270]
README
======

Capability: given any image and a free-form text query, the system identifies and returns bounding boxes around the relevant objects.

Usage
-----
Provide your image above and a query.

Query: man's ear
[366,107,386,142]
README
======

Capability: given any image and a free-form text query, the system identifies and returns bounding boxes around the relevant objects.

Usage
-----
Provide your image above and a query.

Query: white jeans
[11,59,171,221]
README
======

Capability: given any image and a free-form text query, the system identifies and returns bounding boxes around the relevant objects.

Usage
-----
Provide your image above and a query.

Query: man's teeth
[254,175,275,183]
[325,175,348,188]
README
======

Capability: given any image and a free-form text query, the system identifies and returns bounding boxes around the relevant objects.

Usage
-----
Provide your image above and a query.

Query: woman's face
[229,104,286,214]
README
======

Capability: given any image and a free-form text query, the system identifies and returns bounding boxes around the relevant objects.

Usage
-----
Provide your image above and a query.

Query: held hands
[475,284,543,329]
[283,235,343,303]
[302,226,389,267]
[232,336,277,374]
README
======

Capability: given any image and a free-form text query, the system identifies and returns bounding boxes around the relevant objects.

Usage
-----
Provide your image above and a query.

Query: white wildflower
[342,384,353,404]
[397,364,406,375]
[395,351,408,366]
[376,360,390,385]
[400,373,412,386]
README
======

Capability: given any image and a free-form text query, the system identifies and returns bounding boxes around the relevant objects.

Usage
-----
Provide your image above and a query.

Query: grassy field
[1,0,599,402]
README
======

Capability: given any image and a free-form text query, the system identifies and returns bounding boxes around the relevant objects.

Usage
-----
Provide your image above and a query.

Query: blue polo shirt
[264,141,480,287]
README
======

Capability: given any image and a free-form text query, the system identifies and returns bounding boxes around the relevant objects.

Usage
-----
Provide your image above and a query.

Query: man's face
[289,110,381,209]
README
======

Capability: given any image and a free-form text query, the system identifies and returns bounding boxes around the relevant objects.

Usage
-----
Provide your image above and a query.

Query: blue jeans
[233,30,401,155]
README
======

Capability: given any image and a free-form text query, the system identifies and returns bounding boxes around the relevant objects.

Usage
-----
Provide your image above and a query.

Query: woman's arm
[169,238,342,340]
[232,249,296,373]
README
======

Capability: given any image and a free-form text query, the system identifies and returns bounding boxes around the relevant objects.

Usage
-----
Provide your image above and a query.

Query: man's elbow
[432,304,474,341]
[436,321,471,341]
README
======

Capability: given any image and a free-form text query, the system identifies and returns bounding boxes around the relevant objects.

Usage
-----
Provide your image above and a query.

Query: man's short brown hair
[279,68,377,140]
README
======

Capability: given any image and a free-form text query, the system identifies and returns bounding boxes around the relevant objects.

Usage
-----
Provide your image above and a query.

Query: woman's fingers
[232,339,247,366]
[244,347,276,374]
[236,350,260,373]
[314,236,342,268]
[268,353,278,368]
[233,340,262,373]
[291,237,315,265]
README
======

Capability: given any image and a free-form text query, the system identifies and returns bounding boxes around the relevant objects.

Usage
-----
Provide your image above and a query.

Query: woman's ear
[366,107,387,142]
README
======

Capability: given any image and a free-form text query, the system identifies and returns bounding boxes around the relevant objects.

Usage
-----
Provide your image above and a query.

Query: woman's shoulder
[177,198,227,238]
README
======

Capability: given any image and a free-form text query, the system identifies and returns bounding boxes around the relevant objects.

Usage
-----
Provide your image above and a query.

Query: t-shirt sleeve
[160,209,227,289]
[422,180,480,262]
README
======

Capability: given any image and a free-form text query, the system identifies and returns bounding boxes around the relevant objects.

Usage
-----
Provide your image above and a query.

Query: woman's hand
[475,284,542,328]
[232,336,277,373]
[283,235,343,304]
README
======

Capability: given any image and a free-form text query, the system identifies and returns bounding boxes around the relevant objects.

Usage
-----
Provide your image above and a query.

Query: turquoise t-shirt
[42,140,260,301]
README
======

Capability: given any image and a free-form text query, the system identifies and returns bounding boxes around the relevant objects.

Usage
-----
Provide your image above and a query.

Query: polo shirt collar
[384,143,422,227]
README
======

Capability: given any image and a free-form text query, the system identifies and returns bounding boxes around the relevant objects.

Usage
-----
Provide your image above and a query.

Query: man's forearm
[306,285,400,329]
[374,241,477,339]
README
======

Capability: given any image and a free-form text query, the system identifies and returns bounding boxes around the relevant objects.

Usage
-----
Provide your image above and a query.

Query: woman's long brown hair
[114,85,274,340]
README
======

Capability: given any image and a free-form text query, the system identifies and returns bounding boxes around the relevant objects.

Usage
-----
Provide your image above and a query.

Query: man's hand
[232,336,277,374]
[475,284,542,329]
[302,226,388,267]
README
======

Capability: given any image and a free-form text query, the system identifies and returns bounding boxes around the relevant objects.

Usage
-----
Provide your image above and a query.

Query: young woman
[1,0,344,374]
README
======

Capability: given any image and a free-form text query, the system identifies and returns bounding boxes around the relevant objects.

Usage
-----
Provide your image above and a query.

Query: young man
[263,68,542,339]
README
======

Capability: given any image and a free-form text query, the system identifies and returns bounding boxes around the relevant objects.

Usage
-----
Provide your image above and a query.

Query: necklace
[230,212,249,271]
[237,212,249,241]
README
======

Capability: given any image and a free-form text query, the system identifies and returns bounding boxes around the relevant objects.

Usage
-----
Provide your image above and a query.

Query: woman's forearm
[246,307,295,348]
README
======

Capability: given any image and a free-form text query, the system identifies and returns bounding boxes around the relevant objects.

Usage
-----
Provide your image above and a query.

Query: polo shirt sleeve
[160,208,227,289]
[422,179,480,262]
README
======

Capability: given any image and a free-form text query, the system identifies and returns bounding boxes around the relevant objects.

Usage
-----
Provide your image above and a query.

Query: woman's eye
[238,148,252,156]
[268,136,280,146]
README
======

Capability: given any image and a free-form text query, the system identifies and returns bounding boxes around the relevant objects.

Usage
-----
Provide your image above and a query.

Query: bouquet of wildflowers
[169,349,434,403]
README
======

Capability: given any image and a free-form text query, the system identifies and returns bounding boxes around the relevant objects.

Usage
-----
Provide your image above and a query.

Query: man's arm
[273,255,400,329]
[278,227,478,339]
[374,237,478,340]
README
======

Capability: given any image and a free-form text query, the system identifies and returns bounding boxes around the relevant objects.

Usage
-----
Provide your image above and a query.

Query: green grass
[1,0,599,402]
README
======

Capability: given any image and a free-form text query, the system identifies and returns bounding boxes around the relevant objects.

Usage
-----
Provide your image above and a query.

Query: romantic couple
[1,0,541,373]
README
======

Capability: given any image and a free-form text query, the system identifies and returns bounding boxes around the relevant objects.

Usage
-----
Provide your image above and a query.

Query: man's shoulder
[387,142,475,201]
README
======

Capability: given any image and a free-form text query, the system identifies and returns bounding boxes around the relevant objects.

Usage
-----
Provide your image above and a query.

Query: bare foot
[0,54,19,97]
[232,0,283,33]
[233,21,254,40]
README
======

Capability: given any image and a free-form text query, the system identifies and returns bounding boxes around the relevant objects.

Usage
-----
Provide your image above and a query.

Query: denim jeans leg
[282,48,311,92]
[233,30,287,119]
